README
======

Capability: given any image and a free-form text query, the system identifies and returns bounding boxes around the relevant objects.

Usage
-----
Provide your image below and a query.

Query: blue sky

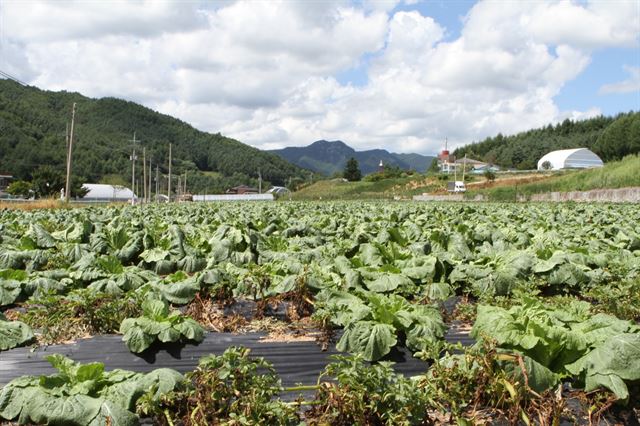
[339,0,639,120]
[337,1,476,87]
[2,0,639,154]
[555,48,640,115]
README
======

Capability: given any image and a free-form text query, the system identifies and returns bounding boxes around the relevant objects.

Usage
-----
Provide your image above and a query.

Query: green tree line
[0,80,308,195]
[453,112,639,169]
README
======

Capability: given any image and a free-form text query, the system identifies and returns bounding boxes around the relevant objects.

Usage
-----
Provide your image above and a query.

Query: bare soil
[465,173,552,190]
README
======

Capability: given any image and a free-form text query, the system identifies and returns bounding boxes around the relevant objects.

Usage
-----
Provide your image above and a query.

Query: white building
[81,184,136,202]
[537,148,604,171]
[193,194,274,202]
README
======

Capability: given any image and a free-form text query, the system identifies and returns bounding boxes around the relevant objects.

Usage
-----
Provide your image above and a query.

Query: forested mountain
[0,79,308,193]
[270,140,435,175]
[453,112,639,169]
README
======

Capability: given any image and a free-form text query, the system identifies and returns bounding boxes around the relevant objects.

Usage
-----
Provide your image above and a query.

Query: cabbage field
[0,201,639,425]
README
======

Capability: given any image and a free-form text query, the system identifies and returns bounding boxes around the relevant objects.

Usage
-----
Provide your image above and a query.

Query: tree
[32,165,66,198]
[6,180,33,198]
[31,165,88,199]
[427,158,440,174]
[483,169,496,182]
[541,161,552,170]
[593,112,640,161]
[343,157,362,181]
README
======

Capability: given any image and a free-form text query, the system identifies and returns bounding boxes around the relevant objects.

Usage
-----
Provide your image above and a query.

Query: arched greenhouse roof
[82,184,136,201]
[537,148,603,170]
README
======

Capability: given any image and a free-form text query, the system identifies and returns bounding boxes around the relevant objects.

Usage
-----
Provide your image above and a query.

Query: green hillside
[0,80,308,193]
[454,112,639,169]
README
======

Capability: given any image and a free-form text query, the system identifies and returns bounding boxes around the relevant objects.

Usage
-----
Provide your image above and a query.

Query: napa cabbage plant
[0,313,34,351]
[472,297,640,401]
[319,291,445,361]
[71,254,155,295]
[0,354,183,425]
[140,270,201,305]
[138,225,208,274]
[120,299,205,353]
[0,269,27,306]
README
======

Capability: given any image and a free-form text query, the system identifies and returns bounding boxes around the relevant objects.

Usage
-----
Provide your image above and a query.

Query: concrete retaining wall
[413,194,485,202]
[413,187,640,203]
[529,187,640,203]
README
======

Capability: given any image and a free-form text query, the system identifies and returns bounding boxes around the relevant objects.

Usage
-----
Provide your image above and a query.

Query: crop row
[0,202,639,424]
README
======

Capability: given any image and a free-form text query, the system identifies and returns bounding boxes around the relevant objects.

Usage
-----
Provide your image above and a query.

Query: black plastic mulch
[0,329,473,388]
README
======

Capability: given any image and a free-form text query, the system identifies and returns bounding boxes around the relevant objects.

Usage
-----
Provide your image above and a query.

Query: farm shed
[537,148,603,170]
[471,164,500,174]
[455,158,485,167]
[82,184,136,202]
[226,185,259,194]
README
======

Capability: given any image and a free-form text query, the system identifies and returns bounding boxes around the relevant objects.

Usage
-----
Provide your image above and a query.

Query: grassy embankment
[0,199,68,211]
[0,198,117,210]
[291,175,442,200]
[467,154,640,201]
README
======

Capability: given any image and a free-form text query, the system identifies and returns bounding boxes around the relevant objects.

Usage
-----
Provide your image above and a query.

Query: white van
[447,181,466,193]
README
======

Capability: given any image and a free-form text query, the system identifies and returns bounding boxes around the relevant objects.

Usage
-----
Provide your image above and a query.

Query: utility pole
[155,165,159,203]
[148,157,152,203]
[64,103,76,203]
[178,175,182,198]
[258,169,262,194]
[143,147,147,204]
[167,143,172,202]
[462,154,467,183]
[184,172,187,195]
[130,132,139,205]
[454,158,457,182]
[445,137,449,175]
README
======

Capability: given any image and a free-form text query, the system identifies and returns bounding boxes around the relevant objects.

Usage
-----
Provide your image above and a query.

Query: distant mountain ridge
[270,140,435,176]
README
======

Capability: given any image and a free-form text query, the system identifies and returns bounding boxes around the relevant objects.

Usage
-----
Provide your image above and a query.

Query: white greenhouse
[537,148,603,171]
[81,184,136,202]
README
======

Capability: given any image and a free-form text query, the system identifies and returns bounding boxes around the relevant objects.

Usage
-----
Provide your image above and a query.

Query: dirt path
[465,173,552,190]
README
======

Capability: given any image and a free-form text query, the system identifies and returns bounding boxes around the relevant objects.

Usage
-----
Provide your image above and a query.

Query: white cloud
[599,65,640,94]
[0,39,36,82]
[363,0,403,13]
[557,107,603,122]
[1,0,206,41]
[2,0,638,157]
[544,0,639,49]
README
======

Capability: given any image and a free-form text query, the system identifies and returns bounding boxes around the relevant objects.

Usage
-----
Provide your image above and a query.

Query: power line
[0,69,26,86]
